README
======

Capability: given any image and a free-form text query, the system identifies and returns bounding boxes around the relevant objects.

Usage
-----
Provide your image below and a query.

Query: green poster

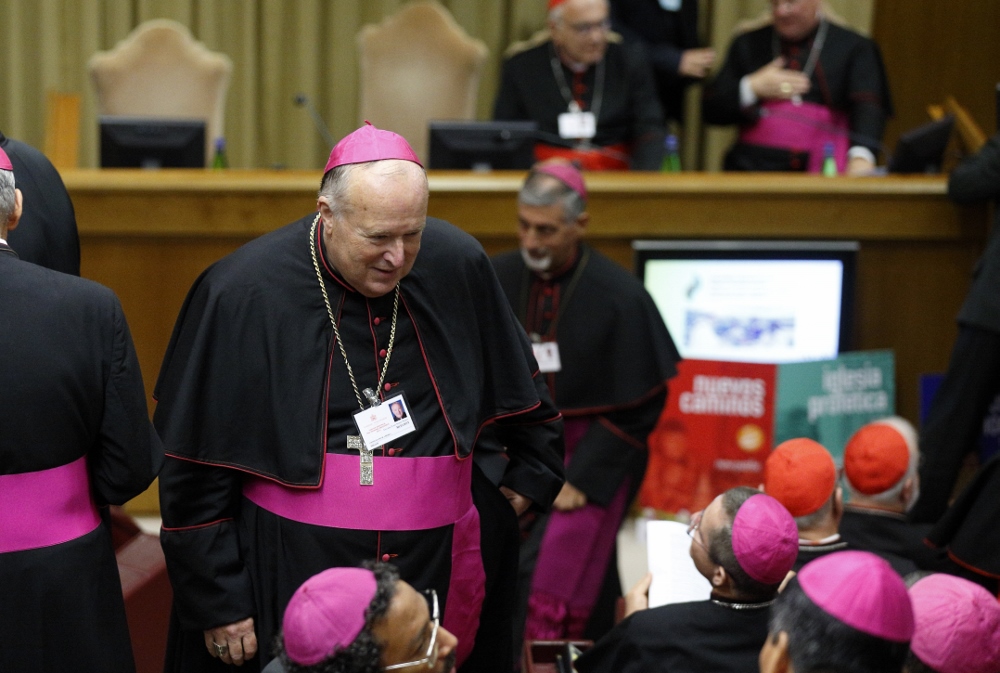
[774,350,895,464]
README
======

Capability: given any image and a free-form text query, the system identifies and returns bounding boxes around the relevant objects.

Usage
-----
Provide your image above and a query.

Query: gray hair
[518,170,586,222]
[793,491,834,531]
[318,160,428,221]
[0,169,16,227]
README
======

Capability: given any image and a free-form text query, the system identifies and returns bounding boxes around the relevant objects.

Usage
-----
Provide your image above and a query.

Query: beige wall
[0,0,872,173]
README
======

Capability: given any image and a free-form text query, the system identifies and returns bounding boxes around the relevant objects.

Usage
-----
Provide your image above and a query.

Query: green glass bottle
[661,134,682,172]
[212,137,228,170]
[821,142,837,177]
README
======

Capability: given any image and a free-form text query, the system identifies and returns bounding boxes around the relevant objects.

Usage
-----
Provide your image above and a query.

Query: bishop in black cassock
[155,125,565,672]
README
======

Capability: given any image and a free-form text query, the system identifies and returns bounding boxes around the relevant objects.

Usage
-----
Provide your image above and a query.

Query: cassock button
[384,383,392,391]
[379,348,387,358]
[388,448,396,456]
[373,317,381,326]
[544,311,554,319]
[381,554,391,562]
[543,287,553,296]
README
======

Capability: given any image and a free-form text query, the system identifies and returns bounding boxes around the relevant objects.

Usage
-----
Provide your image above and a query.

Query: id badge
[353,392,416,449]
[532,342,562,373]
[558,111,597,139]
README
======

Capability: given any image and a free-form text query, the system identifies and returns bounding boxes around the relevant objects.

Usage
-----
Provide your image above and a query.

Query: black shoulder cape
[492,245,680,414]
[153,215,548,486]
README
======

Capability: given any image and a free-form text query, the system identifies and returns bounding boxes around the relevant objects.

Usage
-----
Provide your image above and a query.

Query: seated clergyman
[575,486,798,673]
[759,551,914,673]
[264,563,458,673]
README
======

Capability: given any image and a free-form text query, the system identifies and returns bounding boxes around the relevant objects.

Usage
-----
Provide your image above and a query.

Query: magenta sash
[0,455,101,554]
[244,454,485,665]
[741,100,849,173]
[525,419,631,640]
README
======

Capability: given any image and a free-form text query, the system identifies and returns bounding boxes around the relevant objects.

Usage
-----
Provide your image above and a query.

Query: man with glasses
[575,487,798,673]
[493,0,666,170]
[702,0,892,174]
[264,563,458,673]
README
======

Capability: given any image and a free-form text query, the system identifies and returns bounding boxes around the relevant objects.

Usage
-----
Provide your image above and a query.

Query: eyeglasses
[564,18,611,36]
[384,589,440,671]
[687,510,707,549]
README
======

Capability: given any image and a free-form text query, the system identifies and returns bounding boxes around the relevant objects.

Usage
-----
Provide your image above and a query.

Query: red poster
[640,360,777,517]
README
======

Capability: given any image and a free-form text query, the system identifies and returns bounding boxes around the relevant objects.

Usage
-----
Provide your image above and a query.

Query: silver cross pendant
[347,435,374,486]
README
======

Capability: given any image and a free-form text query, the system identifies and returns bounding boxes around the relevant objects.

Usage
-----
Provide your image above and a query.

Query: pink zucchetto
[282,567,378,666]
[0,147,12,171]
[324,121,422,174]
[909,574,1000,673]
[731,493,798,584]
[532,159,588,200]
[798,551,914,643]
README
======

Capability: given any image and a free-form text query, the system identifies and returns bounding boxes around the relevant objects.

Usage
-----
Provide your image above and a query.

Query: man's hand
[552,482,588,511]
[499,485,534,516]
[678,48,716,79]
[204,618,257,666]
[624,572,653,618]
[747,57,810,100]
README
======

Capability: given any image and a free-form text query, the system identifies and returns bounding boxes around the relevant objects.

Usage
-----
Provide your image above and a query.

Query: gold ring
[780,82,792,95]
[214,642,228,657]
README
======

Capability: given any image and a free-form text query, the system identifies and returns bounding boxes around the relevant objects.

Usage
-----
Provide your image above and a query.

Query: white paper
[645,520,712,608]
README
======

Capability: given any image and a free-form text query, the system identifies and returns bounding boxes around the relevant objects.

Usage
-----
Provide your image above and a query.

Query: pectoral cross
[347,435,374,486]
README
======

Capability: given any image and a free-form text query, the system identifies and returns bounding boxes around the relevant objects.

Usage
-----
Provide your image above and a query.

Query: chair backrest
[88,19,232,165]
[357,1,488,164]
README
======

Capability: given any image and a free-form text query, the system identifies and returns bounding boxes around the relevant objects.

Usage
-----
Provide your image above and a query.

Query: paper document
[646,520,712,608]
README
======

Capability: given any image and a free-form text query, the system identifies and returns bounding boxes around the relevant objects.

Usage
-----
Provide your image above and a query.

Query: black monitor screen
[100,116,206,168]
[887,115,954,174]
[634,240,858,364]
[428,120,537,171]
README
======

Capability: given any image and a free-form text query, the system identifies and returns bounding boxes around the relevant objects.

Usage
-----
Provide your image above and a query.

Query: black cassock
[702,21,892,170]
[1,132,81,275]
[839,506,944,576]
[492,246,679,645]
[155,216,565,672]
[0,247,162,673]
[493,40,666,170]
[575,598,772,673]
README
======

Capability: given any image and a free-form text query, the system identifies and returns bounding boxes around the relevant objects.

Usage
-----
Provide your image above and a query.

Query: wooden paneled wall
[873,1,1000,155]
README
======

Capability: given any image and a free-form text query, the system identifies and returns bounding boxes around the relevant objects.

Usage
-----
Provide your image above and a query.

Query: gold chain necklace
[309,214,400,411]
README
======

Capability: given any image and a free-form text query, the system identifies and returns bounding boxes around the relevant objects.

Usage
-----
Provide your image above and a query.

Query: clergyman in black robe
[491,160,680,652]
[0,131,80,275]
[0,146,162,673]
[576,487,798,673]
[701,0,891,174]
[154,126,565,673]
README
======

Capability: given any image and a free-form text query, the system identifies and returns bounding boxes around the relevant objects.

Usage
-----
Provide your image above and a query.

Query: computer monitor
[634,240,858,364]
[887,115,954,174]
[99,116,207,168]
[428,120,537,171]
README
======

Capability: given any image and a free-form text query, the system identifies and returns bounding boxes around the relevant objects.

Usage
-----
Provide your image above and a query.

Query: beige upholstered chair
[88,19,232,165]
[358,1,488,164]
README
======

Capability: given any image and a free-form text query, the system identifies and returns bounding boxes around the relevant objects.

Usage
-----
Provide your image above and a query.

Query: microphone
[294,93,335,149]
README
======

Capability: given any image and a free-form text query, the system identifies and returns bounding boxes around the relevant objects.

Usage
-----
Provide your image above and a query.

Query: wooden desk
[63,170,987,510]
